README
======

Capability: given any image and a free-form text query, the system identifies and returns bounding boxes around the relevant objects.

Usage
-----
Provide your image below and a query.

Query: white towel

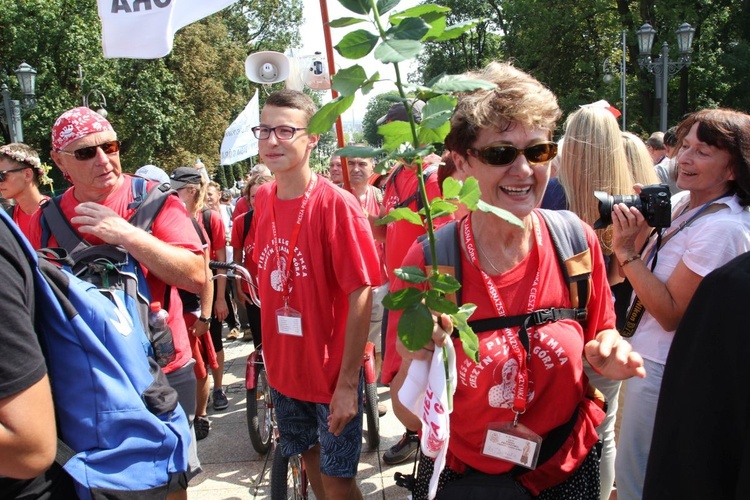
[399,342,457,499]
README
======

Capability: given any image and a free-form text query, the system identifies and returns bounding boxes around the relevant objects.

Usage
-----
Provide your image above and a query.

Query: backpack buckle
[531,308,558,325]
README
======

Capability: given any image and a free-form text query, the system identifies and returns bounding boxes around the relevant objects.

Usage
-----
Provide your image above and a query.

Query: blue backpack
[3,181,191,499]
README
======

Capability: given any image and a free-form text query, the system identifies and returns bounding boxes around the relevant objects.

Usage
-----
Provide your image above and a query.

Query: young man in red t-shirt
[250,90,380,499]
[30,107,206,498]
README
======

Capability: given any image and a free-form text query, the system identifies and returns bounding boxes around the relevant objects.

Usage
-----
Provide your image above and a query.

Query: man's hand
[190,319,209,338]
[585,329,646,380]
[327,385,359,437]
[71,202,136,245]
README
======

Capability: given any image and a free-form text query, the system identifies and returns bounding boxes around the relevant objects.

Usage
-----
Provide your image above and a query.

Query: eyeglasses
[251,126,306,141]
[467,142,557,167]
[58,140,121,161]
[0,166,30,182]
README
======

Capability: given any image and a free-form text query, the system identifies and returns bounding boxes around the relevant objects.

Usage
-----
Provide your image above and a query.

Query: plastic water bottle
[149,302,175,368]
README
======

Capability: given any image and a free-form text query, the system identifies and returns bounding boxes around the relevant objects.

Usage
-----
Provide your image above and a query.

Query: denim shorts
[271,374,363,478]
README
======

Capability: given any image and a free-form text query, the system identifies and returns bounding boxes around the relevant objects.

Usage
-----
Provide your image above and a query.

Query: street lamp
[636,22,695,131]
[78,65,109,117]
[1,62,38,143]
[602,30,627,131]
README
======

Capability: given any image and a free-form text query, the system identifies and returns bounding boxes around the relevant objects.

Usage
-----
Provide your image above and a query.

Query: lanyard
[463,212,542,417]
[269,175,317,306]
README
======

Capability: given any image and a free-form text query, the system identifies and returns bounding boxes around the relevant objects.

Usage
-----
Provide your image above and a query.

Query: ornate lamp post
[603,30,627,130]
[1,62,38,143]
[78,65,109,117]
[636,22,695,131]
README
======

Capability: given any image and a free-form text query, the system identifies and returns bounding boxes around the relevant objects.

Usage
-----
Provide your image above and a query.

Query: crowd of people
[1,59,750,500]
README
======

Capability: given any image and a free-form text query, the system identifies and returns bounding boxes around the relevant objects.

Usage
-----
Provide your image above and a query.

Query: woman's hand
[395,313,452,362]
[612,203,647,264]
[585,329,646,380]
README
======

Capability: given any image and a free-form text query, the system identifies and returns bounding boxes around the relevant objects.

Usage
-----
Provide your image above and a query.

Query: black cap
[169,166,203,189]
[377,100,424,126]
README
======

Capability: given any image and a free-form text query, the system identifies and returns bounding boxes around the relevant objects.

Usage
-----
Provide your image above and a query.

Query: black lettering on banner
[112,0,171,13]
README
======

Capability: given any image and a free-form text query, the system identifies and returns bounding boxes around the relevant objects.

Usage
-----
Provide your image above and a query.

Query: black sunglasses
[467,142,557,167]
[58,140,121,161]
[0,166,30,182]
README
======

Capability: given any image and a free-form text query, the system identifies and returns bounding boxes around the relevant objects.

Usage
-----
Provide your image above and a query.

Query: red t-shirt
[234,195,250,218]
[381,164,450,384]
[251,176,381,403]
[27,175,204,374]
[12,195,49,241]
[389,212,613,493]
[230,210,258,294]
[196,208,225,260]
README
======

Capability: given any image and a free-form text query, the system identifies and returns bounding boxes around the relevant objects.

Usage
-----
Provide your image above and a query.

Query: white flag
[99,0,239,59]
[220,91,259,166]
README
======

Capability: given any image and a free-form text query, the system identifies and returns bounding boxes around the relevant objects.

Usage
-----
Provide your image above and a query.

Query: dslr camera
[593,183,672,229]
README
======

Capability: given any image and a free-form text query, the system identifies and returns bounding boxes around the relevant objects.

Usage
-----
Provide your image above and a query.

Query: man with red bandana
[28,107,206,498]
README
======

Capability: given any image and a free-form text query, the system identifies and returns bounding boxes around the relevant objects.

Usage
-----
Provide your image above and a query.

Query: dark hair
[676,108,750,206]
[663,127,678,148]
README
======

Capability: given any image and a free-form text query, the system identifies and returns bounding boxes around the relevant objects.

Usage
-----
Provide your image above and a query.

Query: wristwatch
[197,316,211,324]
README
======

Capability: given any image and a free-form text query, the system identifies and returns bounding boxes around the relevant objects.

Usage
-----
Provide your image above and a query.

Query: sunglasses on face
[0,166,30,182]
[467,142,557,167]
[58,140,121,161]
[251,126,306,141]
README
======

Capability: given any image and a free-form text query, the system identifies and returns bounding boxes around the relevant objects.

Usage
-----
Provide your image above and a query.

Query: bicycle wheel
[246,367,272,454]
[271,445,308,500]
[364,380,380,450]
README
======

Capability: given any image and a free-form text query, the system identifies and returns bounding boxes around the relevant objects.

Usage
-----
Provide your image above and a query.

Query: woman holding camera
[612,108,750,500]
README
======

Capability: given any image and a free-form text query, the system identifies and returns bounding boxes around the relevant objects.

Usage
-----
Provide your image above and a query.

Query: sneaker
[194,415,210,441]
[378,402,388,417]
[383,430,419,465]
[226,328,240,340]
[213,388,229,410]
[241,328,254,342]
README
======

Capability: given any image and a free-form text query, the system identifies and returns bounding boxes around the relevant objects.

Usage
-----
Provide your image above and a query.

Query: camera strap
[620,199,728,337]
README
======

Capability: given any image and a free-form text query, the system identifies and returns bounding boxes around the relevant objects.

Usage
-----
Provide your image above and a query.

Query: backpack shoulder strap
[421,220,462,305]
[242,209,254,243]
[537,209,592,310]
[370,184,383,205]
[40,195,89,256]
[128,180,174,232]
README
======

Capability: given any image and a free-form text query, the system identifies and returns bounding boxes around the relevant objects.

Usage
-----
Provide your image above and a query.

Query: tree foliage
[361,91,400,147]
[0,0,302,184]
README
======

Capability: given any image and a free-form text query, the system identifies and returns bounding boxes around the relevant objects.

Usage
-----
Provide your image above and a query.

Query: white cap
[135,164,170,184]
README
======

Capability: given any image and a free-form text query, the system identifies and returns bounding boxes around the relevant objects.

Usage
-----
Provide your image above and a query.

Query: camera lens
[593,192,641,229]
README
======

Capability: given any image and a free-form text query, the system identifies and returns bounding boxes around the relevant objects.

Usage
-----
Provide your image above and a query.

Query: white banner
[99,0,239,59]
[220,90,259,166]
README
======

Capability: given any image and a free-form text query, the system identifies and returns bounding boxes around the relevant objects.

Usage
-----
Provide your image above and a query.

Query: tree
[361,91,400,147]
[213,161,228,188]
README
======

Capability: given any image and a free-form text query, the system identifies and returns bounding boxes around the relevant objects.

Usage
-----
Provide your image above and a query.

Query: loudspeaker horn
[245,51,290,84]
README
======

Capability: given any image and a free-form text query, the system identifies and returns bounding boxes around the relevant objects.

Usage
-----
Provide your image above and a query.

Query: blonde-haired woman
[557,106,635,500]
[621,132,661,188]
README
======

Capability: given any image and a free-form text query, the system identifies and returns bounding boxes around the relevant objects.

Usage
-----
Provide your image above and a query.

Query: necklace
[476,239,502,274]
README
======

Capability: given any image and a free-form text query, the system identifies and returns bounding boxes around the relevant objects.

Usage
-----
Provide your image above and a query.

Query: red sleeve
[208,210,225,253]
[581,223,616,342]
[151,195,203,254]
[230,213,243,252]
[234,196,249,217]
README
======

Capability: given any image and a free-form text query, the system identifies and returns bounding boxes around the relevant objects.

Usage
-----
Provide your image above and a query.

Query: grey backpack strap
[40,197,90,257]
[537,209,592,310]
[128,181,175,232]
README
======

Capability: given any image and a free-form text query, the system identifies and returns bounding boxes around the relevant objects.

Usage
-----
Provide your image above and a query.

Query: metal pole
[1,84,23,143]
[661,42,669,131]
[621,30,627,131]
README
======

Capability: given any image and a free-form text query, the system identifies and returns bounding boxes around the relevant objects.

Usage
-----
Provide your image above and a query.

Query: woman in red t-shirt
[393,62,645,499]
[0,143,52,240]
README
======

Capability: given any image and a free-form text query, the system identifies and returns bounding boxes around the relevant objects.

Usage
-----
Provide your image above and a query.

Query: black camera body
[593,184,672,229]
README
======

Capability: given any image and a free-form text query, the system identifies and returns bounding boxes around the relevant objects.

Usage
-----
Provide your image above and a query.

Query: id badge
[276,305,303,337]
[482,422,542,470]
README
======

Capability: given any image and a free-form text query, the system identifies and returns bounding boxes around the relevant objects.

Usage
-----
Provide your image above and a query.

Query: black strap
[388,164,438,211]
[242,209,254,243]
[511,403,579,476]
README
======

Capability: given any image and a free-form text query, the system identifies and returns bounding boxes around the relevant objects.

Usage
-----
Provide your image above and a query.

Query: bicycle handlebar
[208,261,261,308]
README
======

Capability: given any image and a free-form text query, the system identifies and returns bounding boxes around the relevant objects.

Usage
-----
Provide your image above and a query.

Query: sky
[298,0,421,123]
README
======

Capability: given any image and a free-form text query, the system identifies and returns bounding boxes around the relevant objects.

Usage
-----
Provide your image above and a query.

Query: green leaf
[376,0,400,16]
[394,265,429,284]
[377,206,423,226]
[418,121,451,145]
[335,145,384,158]
[390,4,451,21]
[339,0,371,15]
[308,95,355,135]
[428,199,458,219]
[385,17,431,41]
[477,200,525,227]
[383,287,424,311]
[420,94,457,129]
[428,272,461,294]
[374,38,423,63]
[398,303,435,351]
[361,71,380,95]
[328,17,368,28]
[378,121,414,149]
[452,303,479,362]
[335,30,379,60]
[331,65,367,96]
[431,74,498,92]
[426,20,479,42]
[442,176,462,199]
[458,176,481,209]
[424,289,459,315]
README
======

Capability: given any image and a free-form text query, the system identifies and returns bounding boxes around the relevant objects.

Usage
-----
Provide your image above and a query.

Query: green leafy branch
[307,0,522,370]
